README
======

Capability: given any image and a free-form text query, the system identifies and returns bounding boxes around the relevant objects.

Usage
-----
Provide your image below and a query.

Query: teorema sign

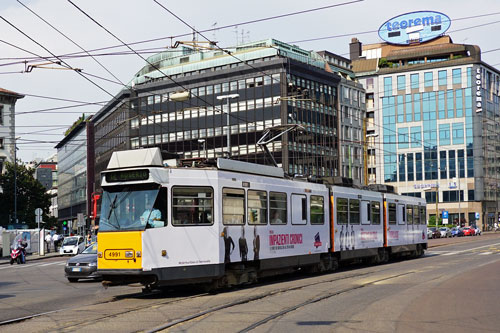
[378,11,451,45]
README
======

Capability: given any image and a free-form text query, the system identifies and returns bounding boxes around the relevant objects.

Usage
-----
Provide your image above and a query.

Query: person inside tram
[271,211,283,224]
[140,201,162,227]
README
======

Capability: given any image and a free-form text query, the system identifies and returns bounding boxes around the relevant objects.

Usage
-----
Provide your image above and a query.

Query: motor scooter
[10,243,26,265]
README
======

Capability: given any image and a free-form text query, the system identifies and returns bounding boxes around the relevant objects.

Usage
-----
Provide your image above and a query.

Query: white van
[59,236,86,255]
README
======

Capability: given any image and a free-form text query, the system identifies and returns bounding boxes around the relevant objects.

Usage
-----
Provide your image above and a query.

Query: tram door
[397,204,407,244]
[406,205,414,244]
[291,194,307,225]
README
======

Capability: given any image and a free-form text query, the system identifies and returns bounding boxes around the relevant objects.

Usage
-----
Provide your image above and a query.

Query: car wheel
[68,278,78,283]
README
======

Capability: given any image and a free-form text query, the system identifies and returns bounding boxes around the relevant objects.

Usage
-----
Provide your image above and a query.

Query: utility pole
[13,137,20,224]
[216,94,239,157]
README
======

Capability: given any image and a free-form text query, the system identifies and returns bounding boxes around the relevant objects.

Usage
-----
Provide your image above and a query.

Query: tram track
[145,267,411,333]
[0,265,393,331]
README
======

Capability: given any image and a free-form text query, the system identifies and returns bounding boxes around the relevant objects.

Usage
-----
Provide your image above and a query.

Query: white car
[473,226,482,236]
[59,236,86,255]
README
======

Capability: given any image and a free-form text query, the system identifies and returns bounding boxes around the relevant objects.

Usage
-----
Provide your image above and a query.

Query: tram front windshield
[100,187,164,231]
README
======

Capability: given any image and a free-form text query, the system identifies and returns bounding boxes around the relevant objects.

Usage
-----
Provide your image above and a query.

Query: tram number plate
[104,249,134,260]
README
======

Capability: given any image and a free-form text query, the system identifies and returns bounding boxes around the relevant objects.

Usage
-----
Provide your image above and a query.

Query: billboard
[378,11,451,45]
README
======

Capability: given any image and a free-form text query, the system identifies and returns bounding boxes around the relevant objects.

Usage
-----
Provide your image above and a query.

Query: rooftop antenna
[234,25,239,46]
[212,22,217,42]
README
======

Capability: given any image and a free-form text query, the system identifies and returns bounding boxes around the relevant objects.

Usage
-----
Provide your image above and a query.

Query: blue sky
[1,0,499,161]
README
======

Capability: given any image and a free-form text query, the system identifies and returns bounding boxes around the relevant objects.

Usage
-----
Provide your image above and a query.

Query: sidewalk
[0,251,65,265]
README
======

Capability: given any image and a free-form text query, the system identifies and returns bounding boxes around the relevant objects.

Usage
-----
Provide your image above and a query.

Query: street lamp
[216,94,239,157]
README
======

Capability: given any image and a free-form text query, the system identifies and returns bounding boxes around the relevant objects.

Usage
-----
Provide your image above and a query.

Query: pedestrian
[495,222,499,232]
[87,232,92,246]
[45,232,52,253]
[53,233,60,251]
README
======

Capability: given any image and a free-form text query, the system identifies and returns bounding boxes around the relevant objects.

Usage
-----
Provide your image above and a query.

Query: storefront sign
[378,11,451,45]
[414,183,439,190]
[476,68,483,112]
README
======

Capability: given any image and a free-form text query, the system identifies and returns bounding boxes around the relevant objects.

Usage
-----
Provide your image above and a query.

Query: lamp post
[216,94,239,157]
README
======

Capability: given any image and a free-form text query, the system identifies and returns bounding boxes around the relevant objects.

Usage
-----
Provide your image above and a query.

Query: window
[371,201,381,224]
[384,77,392,95]
[337,198,348,224]
[414,206,421,225]
[438,70,447,86]
[292,194,307,225]
[420,206,426,224]
[388,203,397,224]
[270,192,287,225]
[222,188,245,225]
[172,187,213,225]
[350,199,360,224]
[0,138,4,149]
[424,72,433,87]
[0,106,3,125]
[411,74,419,89]
[453,68,462,85]
[439,124,450,145]
[248,190,267,225]
[397,75,405,90]
[399,204,406,225]
[407,205,413,224]
[452,123,464,144]
[310,195,324,224]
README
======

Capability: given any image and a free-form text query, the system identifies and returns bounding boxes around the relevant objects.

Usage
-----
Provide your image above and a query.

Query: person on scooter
[18,239,27,264]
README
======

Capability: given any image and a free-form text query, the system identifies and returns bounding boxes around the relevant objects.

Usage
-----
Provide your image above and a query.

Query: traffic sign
[475,212,480,220]
[442,211,449,219]
[35,208,42,217]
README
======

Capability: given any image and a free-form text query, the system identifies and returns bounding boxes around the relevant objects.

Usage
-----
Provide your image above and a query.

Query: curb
[0,253,66,265]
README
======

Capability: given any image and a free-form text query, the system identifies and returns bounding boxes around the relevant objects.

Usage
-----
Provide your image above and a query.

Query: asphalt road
[0,234,499,332]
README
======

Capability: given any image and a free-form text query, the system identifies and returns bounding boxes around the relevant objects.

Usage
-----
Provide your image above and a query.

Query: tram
[97,148,427,289]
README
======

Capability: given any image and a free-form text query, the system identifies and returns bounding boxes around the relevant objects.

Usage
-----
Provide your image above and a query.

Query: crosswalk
[427,249,500,257]
[0,260,67,270]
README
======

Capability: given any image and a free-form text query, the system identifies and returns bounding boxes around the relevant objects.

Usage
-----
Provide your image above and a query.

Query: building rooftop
[0,87,24,98]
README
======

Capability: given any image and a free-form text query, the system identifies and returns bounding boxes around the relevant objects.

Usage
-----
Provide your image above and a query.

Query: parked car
[473,226,482,236]
[428,227,441,239]
[427,228,434,239]
[451,227,464,237]
[64,243,100,282]
[462,227,475,236]
[59,236,86,255]
[439,227,452,238]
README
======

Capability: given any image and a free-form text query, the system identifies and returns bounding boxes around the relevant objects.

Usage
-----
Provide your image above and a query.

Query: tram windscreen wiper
[102,194,120,230]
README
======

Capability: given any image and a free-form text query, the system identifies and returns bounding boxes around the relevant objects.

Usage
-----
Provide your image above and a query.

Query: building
[55,116,95,234]
[92,39,347,210]
[318,51,366,183]
[33,153,58,219]
[0,88,24,173]
[351,29,500,230]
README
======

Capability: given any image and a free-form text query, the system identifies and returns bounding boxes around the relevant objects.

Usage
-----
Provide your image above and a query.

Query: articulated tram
[97,148,427,290]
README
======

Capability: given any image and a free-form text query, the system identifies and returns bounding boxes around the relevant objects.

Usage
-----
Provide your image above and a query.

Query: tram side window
[310,195,324,225]
[336,198,348,225]
[248,190,267,225]
[223,188,245,225]
[270,192,287,225]
[148,187,167,228]
[291,194,307,225]
[371,201,381,224]
[172,187,213,225]
[398,204,406,225]
[407,205,413,225]
[414,206,421,225]
[388,203,397,225]
[350,199,360,224]
[362,201,371,225]
[420,206,427,224]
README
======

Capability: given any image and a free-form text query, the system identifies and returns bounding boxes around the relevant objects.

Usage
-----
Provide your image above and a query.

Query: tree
[0,162,53,229]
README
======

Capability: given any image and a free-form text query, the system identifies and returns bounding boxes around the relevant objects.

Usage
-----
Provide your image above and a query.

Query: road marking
[38,261,65,267]
[479,252,493,255]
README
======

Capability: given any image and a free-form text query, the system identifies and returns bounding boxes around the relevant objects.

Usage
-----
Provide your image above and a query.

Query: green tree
[0,162,53,229]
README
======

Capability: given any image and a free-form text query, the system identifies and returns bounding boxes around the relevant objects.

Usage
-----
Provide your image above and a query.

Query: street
[0,234,499,332]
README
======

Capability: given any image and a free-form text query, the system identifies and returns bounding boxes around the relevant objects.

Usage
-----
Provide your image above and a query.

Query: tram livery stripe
[330,195,335,252]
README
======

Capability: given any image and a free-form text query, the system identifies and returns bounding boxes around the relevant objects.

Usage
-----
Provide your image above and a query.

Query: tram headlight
[98,252,103,258]
[125,251,134,258]
[136,251,142,257]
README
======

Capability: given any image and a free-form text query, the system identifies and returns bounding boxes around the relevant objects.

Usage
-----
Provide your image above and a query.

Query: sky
[1,0,499,162]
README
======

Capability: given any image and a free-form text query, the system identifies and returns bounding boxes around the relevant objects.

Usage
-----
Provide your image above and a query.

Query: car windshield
[82,243,97,254]
[63,237,78,245]
[99,187,161,231]
[429,227,437,231]
[440,228,447,231]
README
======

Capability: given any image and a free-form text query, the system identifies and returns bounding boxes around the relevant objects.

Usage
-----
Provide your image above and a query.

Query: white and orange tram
[97,148,427,289]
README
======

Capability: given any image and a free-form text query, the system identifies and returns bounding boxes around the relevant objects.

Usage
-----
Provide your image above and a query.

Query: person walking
[45,232,52,253]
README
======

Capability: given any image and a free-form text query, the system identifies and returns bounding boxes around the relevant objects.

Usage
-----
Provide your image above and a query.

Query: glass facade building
[352,36,500,230]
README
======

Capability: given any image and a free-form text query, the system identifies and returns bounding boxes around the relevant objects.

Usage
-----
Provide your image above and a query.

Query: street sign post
[35,208,44,255]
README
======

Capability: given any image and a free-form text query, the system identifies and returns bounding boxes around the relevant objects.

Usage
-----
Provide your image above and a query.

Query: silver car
[439,227,452,238]
[64,243,100,282]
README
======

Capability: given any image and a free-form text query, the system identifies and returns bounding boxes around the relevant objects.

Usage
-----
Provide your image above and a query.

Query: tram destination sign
[378,11,451,45]
[105,169,149,183]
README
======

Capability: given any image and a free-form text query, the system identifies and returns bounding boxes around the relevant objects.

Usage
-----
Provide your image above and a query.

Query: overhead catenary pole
[216,94,239,157]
